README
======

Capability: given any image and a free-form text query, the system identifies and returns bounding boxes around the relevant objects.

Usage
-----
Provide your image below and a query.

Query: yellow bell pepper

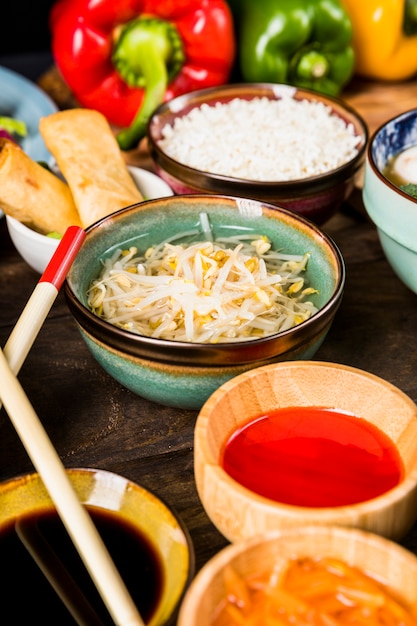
[342,0,417,80]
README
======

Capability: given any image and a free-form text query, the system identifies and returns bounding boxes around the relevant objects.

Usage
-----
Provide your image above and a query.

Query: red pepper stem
[116,50,167,150]
[113,17,185,150]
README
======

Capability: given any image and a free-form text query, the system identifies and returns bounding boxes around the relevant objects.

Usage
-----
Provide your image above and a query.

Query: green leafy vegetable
[400,183,417,198]
[0,116,27,137]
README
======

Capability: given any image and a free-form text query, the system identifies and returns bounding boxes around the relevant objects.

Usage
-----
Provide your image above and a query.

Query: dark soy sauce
[2,505,164,624]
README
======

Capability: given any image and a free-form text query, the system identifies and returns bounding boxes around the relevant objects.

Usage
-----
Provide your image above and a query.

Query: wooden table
[1,71,417,580]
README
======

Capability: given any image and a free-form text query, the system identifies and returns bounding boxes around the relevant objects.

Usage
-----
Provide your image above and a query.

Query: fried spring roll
[0,138,81,234]
[39,109,143,228]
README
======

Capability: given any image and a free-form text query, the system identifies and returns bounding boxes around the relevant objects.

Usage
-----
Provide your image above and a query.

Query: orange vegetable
[213,556,417,625]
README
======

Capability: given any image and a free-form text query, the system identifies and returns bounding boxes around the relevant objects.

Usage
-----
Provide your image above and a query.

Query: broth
[383,144,417,191]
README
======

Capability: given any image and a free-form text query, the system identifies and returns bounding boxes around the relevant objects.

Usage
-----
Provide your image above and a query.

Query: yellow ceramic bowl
[194,361,417,543]
[177,525,417,626]
[0,467,193,624]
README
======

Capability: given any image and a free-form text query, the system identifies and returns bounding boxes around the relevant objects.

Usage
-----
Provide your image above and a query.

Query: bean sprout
[87,214,319,343]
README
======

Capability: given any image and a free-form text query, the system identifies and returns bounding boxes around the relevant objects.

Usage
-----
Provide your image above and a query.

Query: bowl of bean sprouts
[64,194,345,409]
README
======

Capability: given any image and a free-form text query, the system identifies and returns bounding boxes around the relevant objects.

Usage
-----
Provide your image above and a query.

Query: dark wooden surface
[1,60,417,585]
[2,190,417,576]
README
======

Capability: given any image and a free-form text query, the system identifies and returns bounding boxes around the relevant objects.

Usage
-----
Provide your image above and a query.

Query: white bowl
[6,166,173,274]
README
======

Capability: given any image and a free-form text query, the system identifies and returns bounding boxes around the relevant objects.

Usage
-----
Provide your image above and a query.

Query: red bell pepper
[50,0,235,150]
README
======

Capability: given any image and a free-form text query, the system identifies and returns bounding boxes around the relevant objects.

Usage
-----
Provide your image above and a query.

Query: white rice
[158,96,361,181]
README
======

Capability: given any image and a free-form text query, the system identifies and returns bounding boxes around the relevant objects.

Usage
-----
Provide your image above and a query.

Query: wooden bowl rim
[178,525,417,624]
[195,360,417,515]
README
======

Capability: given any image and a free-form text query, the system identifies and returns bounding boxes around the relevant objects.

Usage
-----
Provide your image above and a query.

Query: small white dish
[6,165,173,274]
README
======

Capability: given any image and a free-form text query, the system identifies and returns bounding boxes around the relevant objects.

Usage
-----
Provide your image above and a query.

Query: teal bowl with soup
[363,108,417,294]
[64,195,345,409]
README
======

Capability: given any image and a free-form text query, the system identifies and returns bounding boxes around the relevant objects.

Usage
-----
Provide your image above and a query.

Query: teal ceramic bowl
[65,195,345,409]
[363,109,417,294]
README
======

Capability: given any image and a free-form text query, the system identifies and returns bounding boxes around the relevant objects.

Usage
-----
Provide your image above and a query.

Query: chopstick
[0,227,145,626]
[0,350,144,625]
[2,225,86,380]
[16,517,104,626]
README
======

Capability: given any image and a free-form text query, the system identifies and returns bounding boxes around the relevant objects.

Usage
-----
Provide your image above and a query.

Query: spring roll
[0,137,82,234]
[39,109,143,227]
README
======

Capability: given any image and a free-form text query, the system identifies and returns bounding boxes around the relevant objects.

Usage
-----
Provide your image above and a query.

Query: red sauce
[221,407,404,507]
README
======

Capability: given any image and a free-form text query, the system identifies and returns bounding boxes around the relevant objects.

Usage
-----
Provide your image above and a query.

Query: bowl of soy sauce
[0,467,194,625]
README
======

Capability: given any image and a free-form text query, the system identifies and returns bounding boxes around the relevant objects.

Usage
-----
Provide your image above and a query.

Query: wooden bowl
[194,361,417,543]
[177,525,417,626]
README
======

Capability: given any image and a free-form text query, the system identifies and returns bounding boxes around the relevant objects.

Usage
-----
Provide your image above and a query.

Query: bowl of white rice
[65,194,345,410]
[147,83,368,225]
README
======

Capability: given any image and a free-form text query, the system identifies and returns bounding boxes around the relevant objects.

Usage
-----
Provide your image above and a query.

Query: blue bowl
[65,195,345,409]
[363,108,417,294]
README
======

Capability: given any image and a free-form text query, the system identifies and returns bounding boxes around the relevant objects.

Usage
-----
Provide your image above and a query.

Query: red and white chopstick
[3,225,86,375]
[0,225,145,625]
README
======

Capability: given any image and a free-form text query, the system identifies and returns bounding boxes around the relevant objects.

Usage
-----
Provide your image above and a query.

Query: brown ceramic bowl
[147,83,368,225]
[0,468,193,624]
[194,361,417,543]
[177,526,417,626]
[64,195,345,410]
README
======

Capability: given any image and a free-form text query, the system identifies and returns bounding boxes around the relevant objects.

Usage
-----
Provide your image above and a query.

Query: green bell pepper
[228,0,355,96]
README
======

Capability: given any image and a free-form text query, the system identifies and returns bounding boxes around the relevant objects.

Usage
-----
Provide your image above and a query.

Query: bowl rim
[0,466,195,552]
[0,466,195,626]
[5,164,174,245]
[367,107,417,206]
[64,194,346,365]
[6,214,59,246]
[177,524,417,624]
[147,82,368,191]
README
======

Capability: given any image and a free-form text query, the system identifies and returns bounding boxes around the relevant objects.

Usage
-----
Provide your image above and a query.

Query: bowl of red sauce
[194,361,417,543]
[177,525,417,626]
